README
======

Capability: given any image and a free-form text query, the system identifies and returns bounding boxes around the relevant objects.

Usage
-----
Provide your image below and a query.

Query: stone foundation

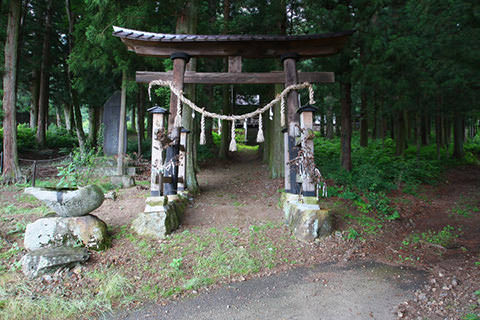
[279,192,332,242]
[132,192,189,239]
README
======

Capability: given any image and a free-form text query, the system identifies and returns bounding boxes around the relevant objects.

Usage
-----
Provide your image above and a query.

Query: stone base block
[24,215,109,251]
[132,193,189,239]
[21,247,89,279]
[110,175,135,188]
[280,192,332,242]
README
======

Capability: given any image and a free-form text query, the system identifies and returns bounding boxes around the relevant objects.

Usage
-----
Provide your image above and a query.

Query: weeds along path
[181,149,284,229]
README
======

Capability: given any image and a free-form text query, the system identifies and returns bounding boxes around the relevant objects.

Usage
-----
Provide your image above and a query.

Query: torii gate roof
[113,26,354,59]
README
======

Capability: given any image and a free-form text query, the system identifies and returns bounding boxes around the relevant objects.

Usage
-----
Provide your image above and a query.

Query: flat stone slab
[115,261,427,320]
[21,247,89,279]
[24,185,104,217]
[24,215,109,251]
[110,175,136,188]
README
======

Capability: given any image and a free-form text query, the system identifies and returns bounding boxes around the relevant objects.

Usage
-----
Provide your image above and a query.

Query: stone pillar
[178,128,189,191]
[298,104,318,197]
[164,52,190,195]
[282,53,300,194]
[148,106,168,196]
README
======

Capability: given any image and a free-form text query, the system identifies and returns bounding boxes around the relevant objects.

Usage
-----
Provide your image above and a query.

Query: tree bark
[88,106,99,149]
[435,114,441,160]
[63,103,73,132]
[452,112,464,159]
[36,0,53,147]
[117,70,128,175]
[326,105,334,139]
[268,83,285,178]
[340,81,352,171]
[359,89,368,147]
[2,0,22,182]
[136,85,145,157]
[395,110,406,157]
[29,69,40,129]
[55,104,62,127]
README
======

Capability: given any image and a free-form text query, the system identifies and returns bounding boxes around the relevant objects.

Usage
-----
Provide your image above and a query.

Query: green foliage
[45,125,78,152]
[57,149,98,188]
[403,225,462,248]
[315,136,441,194]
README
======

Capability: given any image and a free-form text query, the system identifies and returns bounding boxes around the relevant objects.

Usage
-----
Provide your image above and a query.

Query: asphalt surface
[113,261,426,320]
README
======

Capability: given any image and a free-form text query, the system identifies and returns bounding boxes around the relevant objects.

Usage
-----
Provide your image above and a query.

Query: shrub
[46,124,78,151]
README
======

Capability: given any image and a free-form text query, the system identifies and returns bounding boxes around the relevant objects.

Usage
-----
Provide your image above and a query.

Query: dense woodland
[1,0,479,183]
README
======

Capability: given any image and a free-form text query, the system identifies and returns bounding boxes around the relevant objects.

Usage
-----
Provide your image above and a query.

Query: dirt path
[181,149,283,229]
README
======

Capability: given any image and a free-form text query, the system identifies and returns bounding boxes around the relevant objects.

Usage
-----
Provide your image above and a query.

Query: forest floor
[0,149,479,319]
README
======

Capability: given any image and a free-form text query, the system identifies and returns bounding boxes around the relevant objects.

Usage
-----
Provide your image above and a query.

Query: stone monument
[103,91,126,156]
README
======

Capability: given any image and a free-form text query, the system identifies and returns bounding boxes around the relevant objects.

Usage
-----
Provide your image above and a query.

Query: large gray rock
[21,247,89,279]
[24,185,104,217]
[24,215,109,251]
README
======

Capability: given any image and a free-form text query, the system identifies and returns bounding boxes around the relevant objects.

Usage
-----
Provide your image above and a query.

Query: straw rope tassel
[229,120,237,152]
[280,95,286,126]
[256,113,264,143]
[308,84,315,104]
[174,90,182,127]
[243,119,248,143]
[199,112,206,145]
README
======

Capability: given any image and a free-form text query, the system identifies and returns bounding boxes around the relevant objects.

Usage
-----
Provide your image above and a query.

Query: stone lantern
[147,105,169,196]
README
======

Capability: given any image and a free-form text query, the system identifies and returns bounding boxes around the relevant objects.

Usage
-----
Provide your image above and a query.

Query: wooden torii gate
[113,26,353,197]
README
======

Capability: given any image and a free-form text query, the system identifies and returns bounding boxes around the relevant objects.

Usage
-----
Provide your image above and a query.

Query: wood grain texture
[137,71,334,84]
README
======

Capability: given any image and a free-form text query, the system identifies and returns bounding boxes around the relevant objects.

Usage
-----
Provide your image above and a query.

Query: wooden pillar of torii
[112,26,353,196]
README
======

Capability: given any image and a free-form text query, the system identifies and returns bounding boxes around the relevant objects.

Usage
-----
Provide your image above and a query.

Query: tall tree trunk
[2,0,22,182]
[359,88,368,147]
[435,114,441,160]
[452,112,464,159]
[421,114,428,145]
[395,110,406,156]
[63,103,73,132]
[65,0,86,153]
[88,106,99,149]
[36,0,53,147]
[416,112,421,160]
[267,84,284,178]
[29,69,40,129]
[326,105,334,139]
[136,86,145,157]
[55,104,62,127]
[131,104,136,133]
[117,70,127,175]
[340,81,352,171]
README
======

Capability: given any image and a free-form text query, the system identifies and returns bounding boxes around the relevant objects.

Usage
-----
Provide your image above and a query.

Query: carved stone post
[164,52,190,195]
[298,104,318,196]
[148,106,168,196]
[282,53,300,194]
[178,128,189,191]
